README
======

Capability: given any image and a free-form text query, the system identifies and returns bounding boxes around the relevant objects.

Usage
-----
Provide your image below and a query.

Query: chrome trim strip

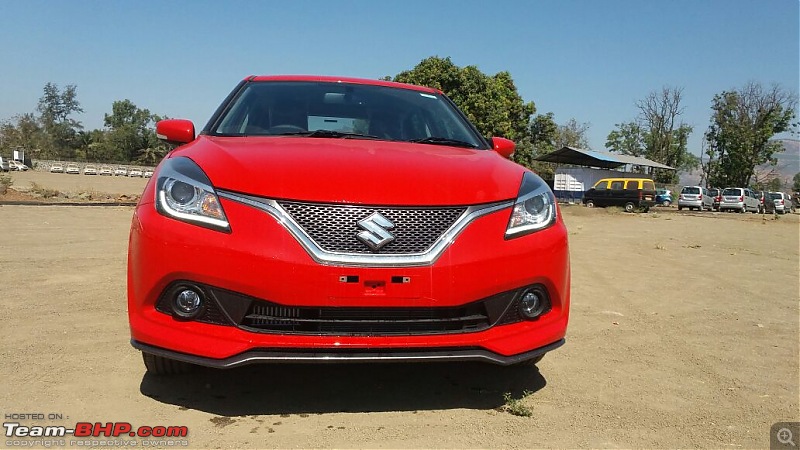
[131,339,564,367]
[218,191,512,267]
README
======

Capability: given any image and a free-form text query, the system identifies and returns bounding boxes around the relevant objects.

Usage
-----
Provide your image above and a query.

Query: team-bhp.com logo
[4,421,188,438]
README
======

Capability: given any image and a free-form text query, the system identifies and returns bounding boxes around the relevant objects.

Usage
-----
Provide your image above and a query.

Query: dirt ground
[0,172,798,449]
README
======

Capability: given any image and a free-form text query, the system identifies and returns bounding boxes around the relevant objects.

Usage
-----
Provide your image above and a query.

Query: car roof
[245,75,442,95]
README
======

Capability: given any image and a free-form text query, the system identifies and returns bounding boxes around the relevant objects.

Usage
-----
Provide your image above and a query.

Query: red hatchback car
[128,76,570,374]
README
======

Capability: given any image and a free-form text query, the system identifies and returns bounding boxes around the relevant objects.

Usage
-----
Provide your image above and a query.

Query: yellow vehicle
[582,177,657,212]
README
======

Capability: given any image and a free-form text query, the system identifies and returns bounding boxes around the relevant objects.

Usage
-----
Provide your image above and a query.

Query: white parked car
[678,186,713,211]
[128,168,143,177]
[114,167,128,176]
[65,163,80,175]
[9,160,29,171]
[50,163,64,173]
[143,169,154,178]
[719,187,760,213]
[83,164,98,175]
[769,192,795,214]
[99,165,114,176]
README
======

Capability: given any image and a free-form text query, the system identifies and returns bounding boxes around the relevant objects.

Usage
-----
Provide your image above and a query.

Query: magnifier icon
[778,428,796,446]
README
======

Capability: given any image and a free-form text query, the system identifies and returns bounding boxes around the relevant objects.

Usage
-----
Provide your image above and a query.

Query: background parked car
[678,186,712,211]
[83,164,97,175]
[0,156,8,172]
[769,192,795,214]
[752,190,766,213]
[582,177,656,212]
[8,160,29,171]
[50,163,64,173]
[128,167,143,177]
[708,187,722,211]
[114,167,127,176]
[65,163,80,174]
[143,169,154,178]
[99,165,113,176]
[719,187,759,213]
[655,188,672,206]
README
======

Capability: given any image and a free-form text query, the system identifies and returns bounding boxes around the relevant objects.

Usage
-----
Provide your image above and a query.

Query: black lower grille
[241,302,490,335]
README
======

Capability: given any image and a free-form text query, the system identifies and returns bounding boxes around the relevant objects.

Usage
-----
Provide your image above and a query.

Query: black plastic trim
[131,338,565,368]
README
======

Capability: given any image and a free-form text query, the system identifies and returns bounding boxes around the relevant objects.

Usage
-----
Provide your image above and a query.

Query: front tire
[142,352,194,375]
[585,200,595,208]
[624,202,635,213]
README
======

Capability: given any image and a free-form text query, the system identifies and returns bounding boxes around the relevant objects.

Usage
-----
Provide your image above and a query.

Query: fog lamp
[519,289,548,319]
[172,288,204,319]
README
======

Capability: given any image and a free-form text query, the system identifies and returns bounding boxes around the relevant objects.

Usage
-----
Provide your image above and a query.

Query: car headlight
[155,156,230,233]
[505,172,557,238]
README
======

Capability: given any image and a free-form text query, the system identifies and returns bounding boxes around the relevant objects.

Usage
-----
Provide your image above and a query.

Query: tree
[793,172,800,192]
[393,56,535,149]
[37,83,84,158]
[705,82,798,187]
[513,112,559,177]
[0,113,46,159]
[101,99,168,163]
[556,118,591,150]
[606,121,647,157]
[606,86,695,184]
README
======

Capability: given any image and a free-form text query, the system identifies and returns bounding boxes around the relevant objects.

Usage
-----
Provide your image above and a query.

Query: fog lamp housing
[519,287,550,319]
[172,287,205,319]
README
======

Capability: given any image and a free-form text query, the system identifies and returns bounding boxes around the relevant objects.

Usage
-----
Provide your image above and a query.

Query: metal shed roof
[535,146,675,170]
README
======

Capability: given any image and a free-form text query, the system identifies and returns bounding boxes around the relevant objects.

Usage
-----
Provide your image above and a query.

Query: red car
[128,75,570,374]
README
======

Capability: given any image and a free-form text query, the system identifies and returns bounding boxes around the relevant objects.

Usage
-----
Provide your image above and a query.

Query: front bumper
[131,338,565,367]
[128,191,570,363]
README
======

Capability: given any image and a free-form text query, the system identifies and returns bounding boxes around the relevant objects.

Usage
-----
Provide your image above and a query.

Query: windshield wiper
[273,129,381,140]
[409,136,478,149]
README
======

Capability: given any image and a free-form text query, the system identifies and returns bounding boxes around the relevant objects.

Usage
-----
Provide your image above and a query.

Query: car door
[608,180,625,206]
[587,180,609,206]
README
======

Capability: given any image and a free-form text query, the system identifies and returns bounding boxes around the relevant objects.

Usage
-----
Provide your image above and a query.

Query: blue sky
[0,0,797,156]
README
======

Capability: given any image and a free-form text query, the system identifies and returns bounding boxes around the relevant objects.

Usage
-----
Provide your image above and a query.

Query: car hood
[170,136,526,205]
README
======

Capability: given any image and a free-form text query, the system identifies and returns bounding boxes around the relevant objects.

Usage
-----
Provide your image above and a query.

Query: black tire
[142,352,193,375]
[624,202,635,213]
[740,206,747,214]
[585,200,595,208]
[678,206,683,211]
[662,200,671,207]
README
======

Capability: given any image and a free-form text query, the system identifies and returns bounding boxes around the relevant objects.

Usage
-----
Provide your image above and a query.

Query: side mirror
[490,137,515,159]
[156,119,195,145]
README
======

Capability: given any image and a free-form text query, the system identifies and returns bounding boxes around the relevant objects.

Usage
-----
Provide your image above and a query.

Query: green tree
[705,82,798,187]
[393,56,535,150]
[0,113,47,159]
[102,100,167,163]
[513,112,559,177]
[37,83,84,158]
[606,121,647,157]
[793,172,800,192]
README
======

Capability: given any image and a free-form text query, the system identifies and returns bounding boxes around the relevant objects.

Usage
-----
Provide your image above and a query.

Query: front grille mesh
[278,202,466,254]
[241,301,490,335]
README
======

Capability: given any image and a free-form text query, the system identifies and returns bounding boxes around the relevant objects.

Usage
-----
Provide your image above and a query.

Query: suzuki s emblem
[356,212,395,251]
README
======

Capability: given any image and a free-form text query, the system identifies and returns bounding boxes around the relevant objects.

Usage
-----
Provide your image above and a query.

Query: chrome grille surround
[218,191,512,267]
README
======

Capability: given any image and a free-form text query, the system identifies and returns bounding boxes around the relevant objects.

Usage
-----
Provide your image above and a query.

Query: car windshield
[722,188,741,196]
[208,81,486,149]
[682,187,701,194]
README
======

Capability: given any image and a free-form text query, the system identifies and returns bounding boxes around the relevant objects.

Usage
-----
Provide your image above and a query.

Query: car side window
[594,181,608,190]
[625,180,639,190]
[610,181,624,190]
